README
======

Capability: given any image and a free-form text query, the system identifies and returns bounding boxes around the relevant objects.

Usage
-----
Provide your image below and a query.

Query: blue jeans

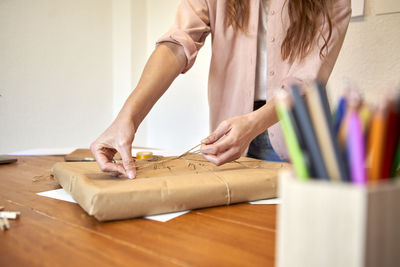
[247,130,283,162]
[247,100,282,162]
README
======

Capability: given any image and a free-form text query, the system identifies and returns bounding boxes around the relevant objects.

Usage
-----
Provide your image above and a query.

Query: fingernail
[127,170,135,179]
[201,139,207,144]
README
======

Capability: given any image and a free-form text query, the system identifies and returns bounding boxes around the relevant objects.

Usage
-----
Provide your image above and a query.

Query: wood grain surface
[0,156,278,266]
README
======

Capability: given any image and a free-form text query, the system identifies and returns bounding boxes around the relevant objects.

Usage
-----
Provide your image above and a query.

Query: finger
[117,144,136,179]
[202,147,240,166]
[200,136,234,155]
[100,161,127,175]
[201,121,231,145]
[91,142,126,175]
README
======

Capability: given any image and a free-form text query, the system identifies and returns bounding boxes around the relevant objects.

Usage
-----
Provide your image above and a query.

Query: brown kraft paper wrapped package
[52,153,289,221]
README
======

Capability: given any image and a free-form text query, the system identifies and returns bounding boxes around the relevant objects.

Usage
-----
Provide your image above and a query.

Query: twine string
[135,143,280,205]
[138,144,202,170]
[179,155,232,205]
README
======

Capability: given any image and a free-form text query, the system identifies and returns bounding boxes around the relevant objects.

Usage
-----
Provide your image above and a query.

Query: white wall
[110,0,148,146]
[328,0,400,103]
[131,0,210,151]
[130,0,148,145]
[122,0,211,150]
[112,0,132,117]
[0,0,113,154]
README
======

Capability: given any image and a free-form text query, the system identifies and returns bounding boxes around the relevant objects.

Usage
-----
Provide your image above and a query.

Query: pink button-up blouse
[157,0,351,161]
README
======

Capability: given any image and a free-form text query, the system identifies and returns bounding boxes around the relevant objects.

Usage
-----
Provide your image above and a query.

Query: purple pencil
[347,111,367,184]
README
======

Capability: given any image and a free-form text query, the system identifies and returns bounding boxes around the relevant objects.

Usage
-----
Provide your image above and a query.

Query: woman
[91,0,351,179]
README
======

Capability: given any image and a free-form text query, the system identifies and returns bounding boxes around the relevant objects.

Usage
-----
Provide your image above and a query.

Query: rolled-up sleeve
[156,0,211,73]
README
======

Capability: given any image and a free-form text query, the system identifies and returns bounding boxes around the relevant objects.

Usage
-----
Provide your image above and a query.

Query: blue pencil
[334,97,347,136]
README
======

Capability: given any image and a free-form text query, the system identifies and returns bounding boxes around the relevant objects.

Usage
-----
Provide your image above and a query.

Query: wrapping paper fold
[52,153,289,221]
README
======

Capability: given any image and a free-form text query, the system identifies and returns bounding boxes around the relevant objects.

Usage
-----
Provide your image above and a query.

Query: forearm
[248,98,279,134]
[117,42,187,128]
[201,98,279,165]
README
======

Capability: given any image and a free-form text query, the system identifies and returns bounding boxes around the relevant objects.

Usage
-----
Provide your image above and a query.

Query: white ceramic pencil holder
[276,171,400,267]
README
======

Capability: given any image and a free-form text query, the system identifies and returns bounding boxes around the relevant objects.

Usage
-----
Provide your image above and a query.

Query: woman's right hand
[91,42,186,179]
[90,117,137,179]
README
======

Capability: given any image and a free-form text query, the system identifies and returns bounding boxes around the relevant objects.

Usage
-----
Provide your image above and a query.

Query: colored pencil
[380,94,400,178]
[276,90,310,180]
[359,103,372,135]
[392,140,400,177]
[334,96,347,136]
[367,99,387,182]
[288,101,315,177]
[306,82,348,181]
[347,108,367,184]
[291,84,329,179]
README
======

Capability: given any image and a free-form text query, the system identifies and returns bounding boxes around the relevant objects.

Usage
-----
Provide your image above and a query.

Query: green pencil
[276,90,310,180]
[392,140,400,178]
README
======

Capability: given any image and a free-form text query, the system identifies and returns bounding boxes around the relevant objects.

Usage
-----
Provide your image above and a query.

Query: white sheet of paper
[145,210,191,222]
[36,189,190,222]
[249,198,281,205]
[37,188,77,203]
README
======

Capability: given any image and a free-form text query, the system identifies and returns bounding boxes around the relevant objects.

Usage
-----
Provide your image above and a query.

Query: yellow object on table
[136,151,153,160]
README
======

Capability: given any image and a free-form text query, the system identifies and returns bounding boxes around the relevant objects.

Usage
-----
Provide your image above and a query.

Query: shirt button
[271,37,275,42]
[271,10,275,15]
[269,71,275,76]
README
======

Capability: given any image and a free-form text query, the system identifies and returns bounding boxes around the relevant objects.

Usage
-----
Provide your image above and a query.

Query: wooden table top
[0,156,277,266]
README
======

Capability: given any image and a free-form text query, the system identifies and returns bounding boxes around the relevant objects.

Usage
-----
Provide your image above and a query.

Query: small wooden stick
[3,218,10,230]
[0,211,21,219]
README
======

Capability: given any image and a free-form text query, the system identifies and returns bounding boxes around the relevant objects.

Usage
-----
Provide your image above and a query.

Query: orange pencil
[367,99,388,182]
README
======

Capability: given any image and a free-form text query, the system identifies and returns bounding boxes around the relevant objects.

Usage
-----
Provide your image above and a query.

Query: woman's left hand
[200,113,261,165]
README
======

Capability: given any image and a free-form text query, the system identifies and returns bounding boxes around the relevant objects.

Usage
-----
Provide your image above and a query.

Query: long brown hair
[225,0,250,33]
[225,0,333,63]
